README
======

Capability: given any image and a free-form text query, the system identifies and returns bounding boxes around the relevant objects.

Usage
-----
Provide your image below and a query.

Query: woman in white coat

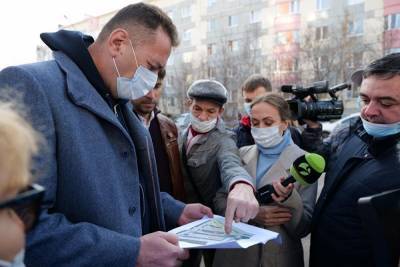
[213,94,317,267]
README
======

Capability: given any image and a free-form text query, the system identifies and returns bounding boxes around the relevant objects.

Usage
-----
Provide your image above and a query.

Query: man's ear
[185,98,192,108]
[107,28,130,58]
[282,120,289,131]
[219,106,225,115]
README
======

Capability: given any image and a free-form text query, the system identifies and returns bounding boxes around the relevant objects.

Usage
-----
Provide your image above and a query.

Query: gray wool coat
[180,120,254,209]
[213,144,317,267]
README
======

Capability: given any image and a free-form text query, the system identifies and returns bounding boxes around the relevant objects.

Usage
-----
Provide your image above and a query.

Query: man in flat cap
[180,79,259,267]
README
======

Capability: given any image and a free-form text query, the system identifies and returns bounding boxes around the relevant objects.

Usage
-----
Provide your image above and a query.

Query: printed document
[169,215,280,249]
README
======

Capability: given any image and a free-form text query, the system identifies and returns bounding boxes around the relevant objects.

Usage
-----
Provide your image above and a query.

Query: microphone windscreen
[289,153,325,185]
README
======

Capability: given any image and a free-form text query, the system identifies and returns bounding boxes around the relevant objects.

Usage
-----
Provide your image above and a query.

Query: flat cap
[187,79,228,106]
[351,69,363,87]
[351,53,400,87]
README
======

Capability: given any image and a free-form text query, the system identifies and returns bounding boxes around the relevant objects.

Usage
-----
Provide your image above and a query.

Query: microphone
[256,153,325,204]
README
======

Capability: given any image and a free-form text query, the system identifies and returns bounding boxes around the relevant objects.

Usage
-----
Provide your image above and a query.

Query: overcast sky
[0,0,135,70]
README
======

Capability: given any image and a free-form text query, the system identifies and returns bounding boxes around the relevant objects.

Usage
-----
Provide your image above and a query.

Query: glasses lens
[2,185,45,232]
[12,199,41,231]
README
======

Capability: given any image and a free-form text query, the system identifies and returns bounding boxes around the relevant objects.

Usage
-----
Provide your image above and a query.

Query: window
[183,29,191,42]
[315,26,328,40]
[274,58,298,72]
[228,15,238,27]
[207,43,216,55]
[250,38,261,50]
[290,0,300,14]
[347,0,363,5]
[348,52,363,68]
[207,67,216,79]
[181,6,191,18]
[183,52,192,63]
[207,0,216,7]
[250,10,261,23]
[228,40,239,52]
[316,0,329,11]
[385,13,400,30]
[208,19,216,32]
[278,3,290,15]
[293,31,300,43]
[386,47,400,54]
[275,31,299,45]
[317,56,328,70]
[292,58,299,72]
[167,10,174,20]
[348,18,364,35]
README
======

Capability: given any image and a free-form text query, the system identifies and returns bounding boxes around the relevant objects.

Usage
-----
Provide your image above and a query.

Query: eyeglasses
[0,183,45,232]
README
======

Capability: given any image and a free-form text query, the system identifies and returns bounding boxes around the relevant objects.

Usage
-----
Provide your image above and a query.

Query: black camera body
[281,81,351,121]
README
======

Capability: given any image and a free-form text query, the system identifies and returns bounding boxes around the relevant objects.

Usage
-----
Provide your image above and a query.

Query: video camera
[281,81,351,121]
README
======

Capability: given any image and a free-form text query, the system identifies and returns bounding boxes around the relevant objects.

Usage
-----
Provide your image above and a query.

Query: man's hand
[303,119,321,129]
[224,183,259,234]
[178,203,213,226]
[253,205,292,227]
[271,177,294,203]
[136,231,189,267]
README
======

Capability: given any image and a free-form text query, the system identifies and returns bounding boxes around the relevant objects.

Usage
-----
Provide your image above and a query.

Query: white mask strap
[129,39,139,68]
[112,57,121,77]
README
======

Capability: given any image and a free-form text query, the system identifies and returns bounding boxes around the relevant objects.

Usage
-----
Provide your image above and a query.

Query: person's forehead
[192,99,220,109]
[244,87,268,97]
[252,102,279,117]
[360,75,400,98]
[139,30,171,67]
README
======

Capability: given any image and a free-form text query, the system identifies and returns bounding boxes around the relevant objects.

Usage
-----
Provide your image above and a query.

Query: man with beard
[132,69,185,201]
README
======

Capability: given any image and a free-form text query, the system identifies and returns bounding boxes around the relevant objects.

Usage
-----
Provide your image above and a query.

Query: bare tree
[299,11,380,88]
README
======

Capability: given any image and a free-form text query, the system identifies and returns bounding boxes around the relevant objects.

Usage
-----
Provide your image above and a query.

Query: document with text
[169,215,280,249]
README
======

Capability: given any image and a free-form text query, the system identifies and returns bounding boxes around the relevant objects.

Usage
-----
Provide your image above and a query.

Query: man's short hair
[98,3,179,47]
[352,53,400,86]
[241,74,272,93]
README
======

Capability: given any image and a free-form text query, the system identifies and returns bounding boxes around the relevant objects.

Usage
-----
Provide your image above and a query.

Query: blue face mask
[243,102,251,116]
[361,117,400,138]
[112,40,158,100]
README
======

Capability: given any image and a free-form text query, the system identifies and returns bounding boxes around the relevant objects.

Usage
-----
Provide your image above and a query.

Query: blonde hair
[0,102,41,195]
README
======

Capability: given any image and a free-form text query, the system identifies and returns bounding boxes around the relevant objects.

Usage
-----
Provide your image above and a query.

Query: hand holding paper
[169,215,280,249]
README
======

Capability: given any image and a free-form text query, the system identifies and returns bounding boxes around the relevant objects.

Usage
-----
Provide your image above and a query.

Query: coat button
[128,206,136,216]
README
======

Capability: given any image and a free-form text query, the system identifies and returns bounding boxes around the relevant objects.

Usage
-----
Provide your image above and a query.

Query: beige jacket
[213,144,317,267]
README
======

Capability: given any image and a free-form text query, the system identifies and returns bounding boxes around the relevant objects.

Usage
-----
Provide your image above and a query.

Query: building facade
[36,0,400,120]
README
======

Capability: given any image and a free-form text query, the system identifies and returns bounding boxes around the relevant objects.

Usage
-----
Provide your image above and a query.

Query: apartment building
[36,0,400,117]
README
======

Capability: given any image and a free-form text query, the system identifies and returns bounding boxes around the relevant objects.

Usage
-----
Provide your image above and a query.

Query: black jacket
[308,119,400,267]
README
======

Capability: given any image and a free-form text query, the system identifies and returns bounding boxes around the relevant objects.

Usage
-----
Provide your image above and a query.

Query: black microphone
[256,153,325,204]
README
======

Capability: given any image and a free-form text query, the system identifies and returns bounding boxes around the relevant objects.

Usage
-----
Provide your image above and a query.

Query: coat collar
[54,51,132,144]
[240,144,304,188]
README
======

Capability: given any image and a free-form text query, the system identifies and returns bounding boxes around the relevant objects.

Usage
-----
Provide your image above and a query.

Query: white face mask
[112,40,158,100]
[190,113,217,133]
[251,125,283,148]
[0,249,25,267]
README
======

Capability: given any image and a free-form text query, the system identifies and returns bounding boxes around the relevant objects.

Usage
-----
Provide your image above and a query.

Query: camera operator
[235,74,304,149]
[303,53,400,267]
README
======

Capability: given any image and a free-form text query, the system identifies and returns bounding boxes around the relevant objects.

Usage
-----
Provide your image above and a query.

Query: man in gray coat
[0,3,215,267]
[181,80,259,266]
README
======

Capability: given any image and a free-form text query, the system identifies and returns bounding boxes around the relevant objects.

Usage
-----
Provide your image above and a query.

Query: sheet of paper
[168,215,280,249]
